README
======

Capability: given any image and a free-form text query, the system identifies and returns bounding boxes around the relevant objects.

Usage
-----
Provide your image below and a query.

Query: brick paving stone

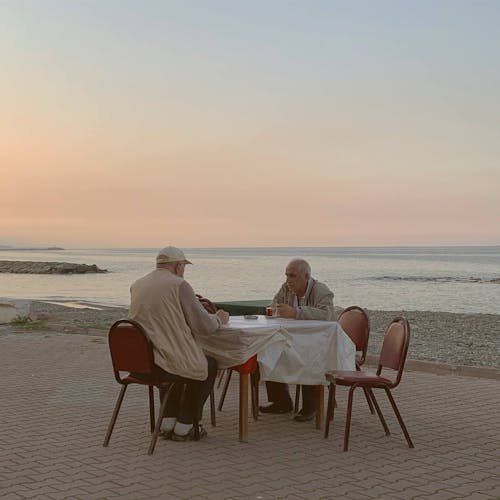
[1,330,499,500]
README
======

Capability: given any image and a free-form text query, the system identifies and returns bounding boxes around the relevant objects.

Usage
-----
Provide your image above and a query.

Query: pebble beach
[2,300,498,369]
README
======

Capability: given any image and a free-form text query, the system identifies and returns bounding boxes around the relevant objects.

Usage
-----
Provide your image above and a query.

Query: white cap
[156,246,192,265]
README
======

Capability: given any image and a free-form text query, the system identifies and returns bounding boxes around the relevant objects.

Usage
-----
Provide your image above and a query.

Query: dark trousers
[157,356,217,425]
[266,381,316,412]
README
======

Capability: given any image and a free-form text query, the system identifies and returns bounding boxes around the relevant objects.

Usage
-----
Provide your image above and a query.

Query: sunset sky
[1,0,499,248]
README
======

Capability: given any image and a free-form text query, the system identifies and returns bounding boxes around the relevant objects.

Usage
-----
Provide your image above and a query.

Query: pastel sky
[1,0,499,248]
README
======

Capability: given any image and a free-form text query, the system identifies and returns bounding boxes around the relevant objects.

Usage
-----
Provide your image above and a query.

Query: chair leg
[343,386,356,451]
[384,388,414,448]
[367,388,390,436]
[103,385,127,447]
[217,369,233,411]
[363,387,375,415]
[294,384,300,413]
[324,382,336,438]
[148,385,172,455]
[216,369,226,388]
[149,386,155,433]
[210,389,216,426]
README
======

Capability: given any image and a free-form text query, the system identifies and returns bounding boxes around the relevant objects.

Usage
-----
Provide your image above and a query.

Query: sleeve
[179,281,221,336]
[296,284,335,321]
[271,283,288,305]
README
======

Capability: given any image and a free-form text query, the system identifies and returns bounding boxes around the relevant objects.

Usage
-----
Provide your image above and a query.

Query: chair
[103,319,215,455]
[217,356,259,421]
[338,305,375,414]
[294,305,373,414]
[324,317,414,451]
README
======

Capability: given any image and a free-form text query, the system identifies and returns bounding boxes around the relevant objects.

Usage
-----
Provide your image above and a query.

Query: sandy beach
[1,299,498,370]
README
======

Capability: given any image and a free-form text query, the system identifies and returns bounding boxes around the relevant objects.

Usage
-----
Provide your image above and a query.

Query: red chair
[103,319,215,454]
[294,305,374,414]
[217,356,259,420]
[324,317,414,451]
[338,305,375,414]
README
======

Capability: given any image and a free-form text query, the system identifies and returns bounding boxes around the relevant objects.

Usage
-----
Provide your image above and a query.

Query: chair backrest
[377,317,410,388]
[338,306,370,366]
[108,319,155,384]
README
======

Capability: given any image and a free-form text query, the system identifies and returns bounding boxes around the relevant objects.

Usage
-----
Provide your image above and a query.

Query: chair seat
[325,370,392,387]
[231,355,258,374]
[124,373,154,385]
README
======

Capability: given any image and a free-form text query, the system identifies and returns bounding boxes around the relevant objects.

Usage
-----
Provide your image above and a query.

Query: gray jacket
[272,278,335,321]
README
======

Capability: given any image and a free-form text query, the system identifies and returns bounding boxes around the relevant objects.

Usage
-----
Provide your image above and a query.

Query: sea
[1,246,499,314]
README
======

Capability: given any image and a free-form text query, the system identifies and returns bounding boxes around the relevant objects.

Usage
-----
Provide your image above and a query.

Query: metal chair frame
[103,319,215,454]
[324,317,414,451]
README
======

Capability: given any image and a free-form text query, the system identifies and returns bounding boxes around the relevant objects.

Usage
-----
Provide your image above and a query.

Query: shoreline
[1,299,498,371]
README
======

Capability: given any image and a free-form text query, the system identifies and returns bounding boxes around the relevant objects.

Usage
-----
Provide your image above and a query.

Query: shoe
[294,409,315,422]
[259,402,293,414]
[171,425,207,442]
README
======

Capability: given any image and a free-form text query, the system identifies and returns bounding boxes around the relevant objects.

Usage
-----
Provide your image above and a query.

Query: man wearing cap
[129,246,229,441]
[259,258,335,422]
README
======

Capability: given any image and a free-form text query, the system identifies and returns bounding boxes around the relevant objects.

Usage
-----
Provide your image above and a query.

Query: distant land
[0,246,65,251]
[0,261,106,274]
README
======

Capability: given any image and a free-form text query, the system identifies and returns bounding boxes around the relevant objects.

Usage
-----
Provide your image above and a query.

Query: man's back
[129,268,208,380]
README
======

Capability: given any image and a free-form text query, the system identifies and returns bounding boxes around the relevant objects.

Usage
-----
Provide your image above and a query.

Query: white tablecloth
[196,316,356,385]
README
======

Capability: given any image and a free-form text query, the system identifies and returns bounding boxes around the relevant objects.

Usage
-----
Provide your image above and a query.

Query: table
[197,316,356,441]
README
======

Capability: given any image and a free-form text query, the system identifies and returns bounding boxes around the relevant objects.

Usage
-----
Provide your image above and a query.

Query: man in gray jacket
[259,258,334,421]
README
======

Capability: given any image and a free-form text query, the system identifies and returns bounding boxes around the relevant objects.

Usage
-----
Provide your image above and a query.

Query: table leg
[239,373,249,442]
[315,385,324,430]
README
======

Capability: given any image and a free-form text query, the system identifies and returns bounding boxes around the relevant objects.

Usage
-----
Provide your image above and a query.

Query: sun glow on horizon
[1,1,499,248]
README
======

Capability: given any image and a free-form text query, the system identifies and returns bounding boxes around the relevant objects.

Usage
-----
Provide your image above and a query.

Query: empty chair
[103,319,215,454]
[338,305,375,414]
[324,317,414,451]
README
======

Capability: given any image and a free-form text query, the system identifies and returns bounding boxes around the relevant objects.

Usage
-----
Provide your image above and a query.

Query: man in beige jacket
[259,258,334,422]
[129,246,229,441]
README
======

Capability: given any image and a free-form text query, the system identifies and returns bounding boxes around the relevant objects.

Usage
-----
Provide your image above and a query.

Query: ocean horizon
[1,245,499,314]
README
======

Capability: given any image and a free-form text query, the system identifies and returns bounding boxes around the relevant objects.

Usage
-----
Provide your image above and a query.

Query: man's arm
[179,281,227,335]
[296,284,335,320]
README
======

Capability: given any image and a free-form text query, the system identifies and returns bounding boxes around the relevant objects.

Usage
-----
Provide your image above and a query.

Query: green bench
[213,300,270,316]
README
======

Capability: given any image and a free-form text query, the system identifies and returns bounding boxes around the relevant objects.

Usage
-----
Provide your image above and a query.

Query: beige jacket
[129,268,219,380]
[272,278,335,321]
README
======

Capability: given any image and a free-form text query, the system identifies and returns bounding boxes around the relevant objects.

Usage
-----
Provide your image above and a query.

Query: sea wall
[0,261,108,274]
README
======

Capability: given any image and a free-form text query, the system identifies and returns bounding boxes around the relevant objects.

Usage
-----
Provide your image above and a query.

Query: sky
[1,0,499,248]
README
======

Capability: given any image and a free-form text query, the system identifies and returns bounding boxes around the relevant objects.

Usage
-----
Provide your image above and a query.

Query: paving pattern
[1,330,499,499]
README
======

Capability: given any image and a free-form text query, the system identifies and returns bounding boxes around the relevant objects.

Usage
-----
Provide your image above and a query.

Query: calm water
[1,246,500,314]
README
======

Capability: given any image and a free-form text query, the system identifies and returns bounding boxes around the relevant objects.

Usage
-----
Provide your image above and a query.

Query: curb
[366,354,500,380]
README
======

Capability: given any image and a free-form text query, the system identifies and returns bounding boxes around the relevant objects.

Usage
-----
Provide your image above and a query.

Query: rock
[0,303,17,323]
[0,261,108,274]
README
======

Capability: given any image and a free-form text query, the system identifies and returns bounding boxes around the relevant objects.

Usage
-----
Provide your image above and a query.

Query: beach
[2,300,498,370]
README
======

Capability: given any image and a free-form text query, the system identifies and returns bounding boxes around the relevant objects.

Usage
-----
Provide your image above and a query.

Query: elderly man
[259,258,334,422]
[129,246,229,441]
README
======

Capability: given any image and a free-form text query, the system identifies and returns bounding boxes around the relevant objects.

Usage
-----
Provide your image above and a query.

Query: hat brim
[156,257,192,265]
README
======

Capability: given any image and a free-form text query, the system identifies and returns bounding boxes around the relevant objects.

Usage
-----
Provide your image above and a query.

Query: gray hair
[289,258,311,276]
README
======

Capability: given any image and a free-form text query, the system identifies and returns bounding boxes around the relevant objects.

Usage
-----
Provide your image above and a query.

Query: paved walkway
[1,329,499,499]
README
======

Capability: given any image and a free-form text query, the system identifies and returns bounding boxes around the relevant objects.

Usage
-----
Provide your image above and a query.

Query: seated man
[259,258,334,422]
[129,245,229,440]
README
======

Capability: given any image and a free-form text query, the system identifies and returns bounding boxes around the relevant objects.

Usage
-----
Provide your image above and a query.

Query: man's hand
[216,309,230,325]
[276,303,297,319]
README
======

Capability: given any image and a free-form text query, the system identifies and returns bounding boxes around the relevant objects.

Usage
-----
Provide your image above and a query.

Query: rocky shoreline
[1,300,498,370]
[0,261,107,274]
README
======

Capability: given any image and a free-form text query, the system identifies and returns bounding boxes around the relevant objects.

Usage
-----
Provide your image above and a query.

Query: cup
[265,306,274,317]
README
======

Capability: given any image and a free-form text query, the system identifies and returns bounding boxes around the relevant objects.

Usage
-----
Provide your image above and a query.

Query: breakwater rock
[0,260,108,274]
